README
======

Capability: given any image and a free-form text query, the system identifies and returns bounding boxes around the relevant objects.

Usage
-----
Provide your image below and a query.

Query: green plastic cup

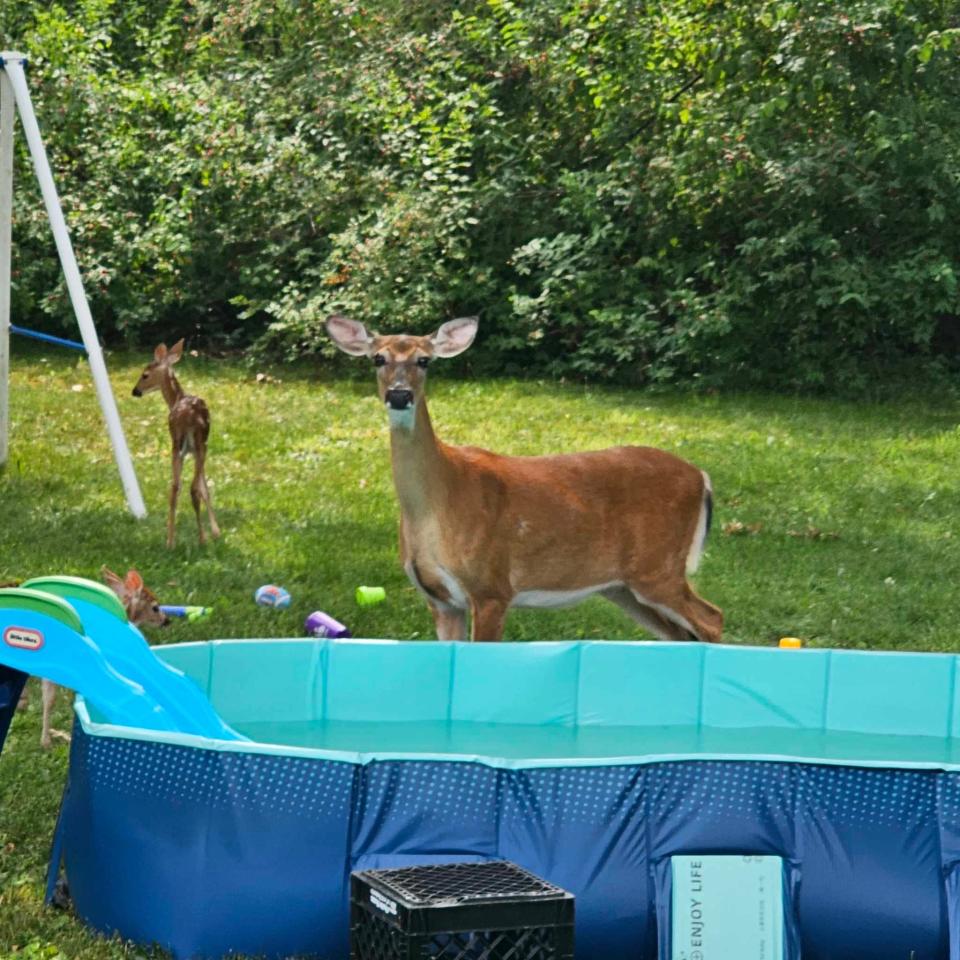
[355,585,386,606]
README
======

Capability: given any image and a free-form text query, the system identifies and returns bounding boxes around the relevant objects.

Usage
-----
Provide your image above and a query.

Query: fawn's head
[101,566,169,628]
[326,315,478,428]
[132,339,184,397]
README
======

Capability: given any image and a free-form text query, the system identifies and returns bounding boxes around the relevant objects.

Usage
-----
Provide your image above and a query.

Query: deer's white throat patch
[387,404,416,431]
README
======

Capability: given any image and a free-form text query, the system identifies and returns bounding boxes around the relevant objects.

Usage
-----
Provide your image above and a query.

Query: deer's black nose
[132,387,142,397]
[385,389,414,410]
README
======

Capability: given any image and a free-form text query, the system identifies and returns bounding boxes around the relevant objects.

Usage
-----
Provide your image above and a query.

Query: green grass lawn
[1,342,959,957]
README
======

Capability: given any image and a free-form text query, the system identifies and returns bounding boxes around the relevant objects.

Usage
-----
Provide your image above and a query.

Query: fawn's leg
[190,457,208,546]
[204,476,221,540]
[195,446,220,540]
[41,680,55,749]
[168,449,184,549]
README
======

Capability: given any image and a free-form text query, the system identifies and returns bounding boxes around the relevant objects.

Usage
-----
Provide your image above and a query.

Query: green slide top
[22,576,127,623]
[0,587,85,634]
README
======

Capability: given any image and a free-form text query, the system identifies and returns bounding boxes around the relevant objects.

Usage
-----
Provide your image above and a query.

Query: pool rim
[73,636,960,773]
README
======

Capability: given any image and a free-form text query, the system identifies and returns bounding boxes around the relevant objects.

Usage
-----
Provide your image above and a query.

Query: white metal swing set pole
[0,51,146,518]
[0,57,13,468]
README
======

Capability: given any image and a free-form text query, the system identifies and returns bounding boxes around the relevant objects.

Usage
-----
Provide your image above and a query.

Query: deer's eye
[373,354,386,367]
[416,356,430,368]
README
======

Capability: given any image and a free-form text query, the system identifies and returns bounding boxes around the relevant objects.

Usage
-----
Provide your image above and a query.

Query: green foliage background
[2,0,959,388]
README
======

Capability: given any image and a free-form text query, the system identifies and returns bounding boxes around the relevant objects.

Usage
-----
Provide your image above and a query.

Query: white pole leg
[1,53,146,517]
[0,62,13,467]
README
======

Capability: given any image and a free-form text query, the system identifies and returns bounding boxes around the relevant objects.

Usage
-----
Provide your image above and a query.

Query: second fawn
[133,339,221,548]
[40,567,169,749]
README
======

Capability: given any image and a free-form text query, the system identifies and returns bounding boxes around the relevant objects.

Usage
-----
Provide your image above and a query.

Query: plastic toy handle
[160,605,211,622]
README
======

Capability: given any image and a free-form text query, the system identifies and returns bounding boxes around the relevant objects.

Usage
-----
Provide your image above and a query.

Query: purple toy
[304,610,351,639]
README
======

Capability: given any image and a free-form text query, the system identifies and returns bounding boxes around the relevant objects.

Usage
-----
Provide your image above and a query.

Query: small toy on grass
[255,585,291,608]
[160,605,212,623]
[778,637,803,649]
[355,585,386,606]
[305,611,351,639]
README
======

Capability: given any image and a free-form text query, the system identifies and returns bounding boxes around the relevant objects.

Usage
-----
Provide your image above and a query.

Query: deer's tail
[686,471,713,575]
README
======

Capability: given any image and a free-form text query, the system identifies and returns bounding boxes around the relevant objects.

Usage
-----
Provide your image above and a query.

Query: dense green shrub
[3,0,959,388]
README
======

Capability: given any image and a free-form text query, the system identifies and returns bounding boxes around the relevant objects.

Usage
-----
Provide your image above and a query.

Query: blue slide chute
[0,579,243,741]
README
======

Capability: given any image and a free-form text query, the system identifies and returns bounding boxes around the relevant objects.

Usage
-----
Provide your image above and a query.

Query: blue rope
[10,325,87,352]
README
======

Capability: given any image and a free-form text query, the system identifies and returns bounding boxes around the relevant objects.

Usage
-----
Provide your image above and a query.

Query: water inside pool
[231,718,960,765]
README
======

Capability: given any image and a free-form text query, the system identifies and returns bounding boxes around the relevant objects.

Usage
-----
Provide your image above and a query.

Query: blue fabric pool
[57,639,960,959]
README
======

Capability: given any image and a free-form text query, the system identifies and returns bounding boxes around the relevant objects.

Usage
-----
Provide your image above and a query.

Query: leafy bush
[3,0,959,388]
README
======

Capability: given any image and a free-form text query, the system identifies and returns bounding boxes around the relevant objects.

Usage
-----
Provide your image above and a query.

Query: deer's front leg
[430,603,467,641]
[470,598,509,642]
[168,450,184,549]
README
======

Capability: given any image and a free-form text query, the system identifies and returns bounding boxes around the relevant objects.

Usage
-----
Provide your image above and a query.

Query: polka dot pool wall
[77,733,356,818]
[60,727,958,960]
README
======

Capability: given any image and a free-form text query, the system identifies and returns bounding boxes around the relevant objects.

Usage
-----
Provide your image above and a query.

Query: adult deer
[132,340,220,548]
[327,315,723,643]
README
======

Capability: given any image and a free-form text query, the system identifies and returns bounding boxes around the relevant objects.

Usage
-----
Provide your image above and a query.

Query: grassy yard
[1,342,959,957]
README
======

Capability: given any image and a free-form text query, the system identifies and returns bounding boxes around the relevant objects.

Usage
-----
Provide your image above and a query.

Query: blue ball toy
[254,584,291,608]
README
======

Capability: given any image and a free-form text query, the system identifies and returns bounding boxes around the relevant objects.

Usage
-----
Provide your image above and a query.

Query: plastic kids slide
[0,577,242,742]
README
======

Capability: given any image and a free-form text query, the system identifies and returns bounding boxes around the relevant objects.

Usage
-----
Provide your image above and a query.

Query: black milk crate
[350,860,575,960]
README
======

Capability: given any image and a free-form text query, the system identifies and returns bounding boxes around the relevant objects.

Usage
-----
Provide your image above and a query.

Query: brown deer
[39,567,169,749]
[133,340,220,548]
[327,315,723,643]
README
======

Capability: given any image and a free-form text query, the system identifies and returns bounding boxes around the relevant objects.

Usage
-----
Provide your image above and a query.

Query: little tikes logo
[4,626,44,651]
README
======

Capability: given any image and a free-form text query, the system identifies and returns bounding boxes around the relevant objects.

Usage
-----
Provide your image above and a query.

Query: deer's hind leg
[190,446,220,544]
[204,476,221,540]
[189,460,206,545]
[627,577,723,644]
[602,586,691,641]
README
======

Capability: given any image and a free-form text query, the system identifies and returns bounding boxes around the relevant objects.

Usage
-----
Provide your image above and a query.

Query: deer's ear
[430,317,478,358]
[153,343,168,363]
[101,565,125,595]
[124,570,144,593]
[326,315,374,356]
[168,339,185,364]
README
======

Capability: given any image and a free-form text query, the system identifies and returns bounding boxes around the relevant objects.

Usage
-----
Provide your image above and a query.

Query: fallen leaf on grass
[722,520,763,536]
[787,526,840,541]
